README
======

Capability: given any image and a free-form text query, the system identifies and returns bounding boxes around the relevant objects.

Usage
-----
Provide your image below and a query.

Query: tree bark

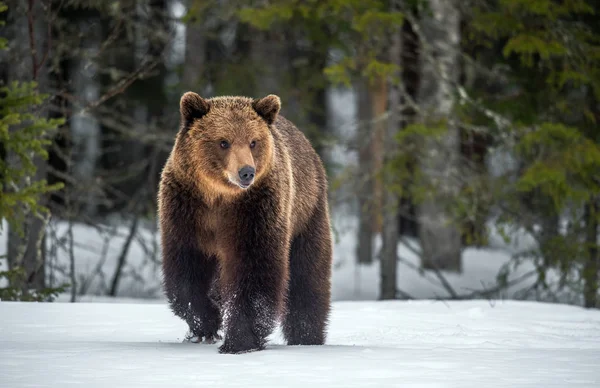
[416,0,462,272]
[370,76,387,235]
[397,18,420,239]
[355,77,375,265]
[108,215,139,297]
[70,16,101,217]
[583,198,599,308]
[380,0,402,300]
[182,0,206,93]
[356,71,388,265]
[306,50,330,172]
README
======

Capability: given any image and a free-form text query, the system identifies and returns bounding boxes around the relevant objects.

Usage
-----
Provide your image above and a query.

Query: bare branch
[67,217,76,302]
[108,214,140,297]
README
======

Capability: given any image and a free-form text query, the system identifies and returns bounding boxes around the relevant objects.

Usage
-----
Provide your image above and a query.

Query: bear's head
[173,92,280,197]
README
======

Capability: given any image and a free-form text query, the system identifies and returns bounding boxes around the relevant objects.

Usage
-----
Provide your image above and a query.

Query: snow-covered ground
[1,300,599,387]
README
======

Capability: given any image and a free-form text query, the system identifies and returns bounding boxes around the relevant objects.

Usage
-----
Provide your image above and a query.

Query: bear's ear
[180,91,210,128]
[252,94,281,125]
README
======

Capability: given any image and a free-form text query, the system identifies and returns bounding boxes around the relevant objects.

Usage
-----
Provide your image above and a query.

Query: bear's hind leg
[283,199,332,346]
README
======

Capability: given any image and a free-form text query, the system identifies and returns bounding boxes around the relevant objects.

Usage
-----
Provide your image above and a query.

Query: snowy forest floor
[1,300,600,387]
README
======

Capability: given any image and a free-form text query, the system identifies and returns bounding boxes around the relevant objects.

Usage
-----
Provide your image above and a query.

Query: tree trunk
[250,30,283,98]
[380,0,402,300]
[182,1,206,93]
[370,76,387,235]
[6,0,50,290]
[583,198,599,308]
[355,77,375,265]
[356,72,388,265]
[397,18,420,239]
[306,55,330,172]
[416,0,462,272]
[70,17,101,217]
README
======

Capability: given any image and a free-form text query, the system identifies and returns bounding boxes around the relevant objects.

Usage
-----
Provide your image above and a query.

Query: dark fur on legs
[164,255,222,343]
[161,185,222,343]
[217,187,289,354]
[283,197,332,346]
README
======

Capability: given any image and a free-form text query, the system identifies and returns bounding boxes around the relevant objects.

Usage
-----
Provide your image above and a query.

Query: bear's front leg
[160,182,223,343]
[218,211,289,354]
[162,237,222,343]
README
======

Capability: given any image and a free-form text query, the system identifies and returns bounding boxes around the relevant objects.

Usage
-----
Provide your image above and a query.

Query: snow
[331,218,537,301]
[1,300,599,387]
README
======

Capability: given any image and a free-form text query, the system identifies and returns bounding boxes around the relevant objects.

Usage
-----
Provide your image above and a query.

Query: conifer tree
[0,1,65,301]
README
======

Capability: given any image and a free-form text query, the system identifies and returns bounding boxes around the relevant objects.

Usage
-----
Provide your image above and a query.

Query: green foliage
[465,0,600,213]
[0,267,67,302]
[515,123,600,209]
[237,2,295,28]
[0,1,64,301]
[0,2,6,50]
[471,0,599,97]
[0,81,65,237]
[389,121,451,188]
[323,59,356,87]
[236,0,404,84]
[502,34,567,65]
[0,1,63,237]
[384,0,600,304]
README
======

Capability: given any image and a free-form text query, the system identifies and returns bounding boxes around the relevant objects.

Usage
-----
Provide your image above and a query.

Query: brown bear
[158,92,333,354]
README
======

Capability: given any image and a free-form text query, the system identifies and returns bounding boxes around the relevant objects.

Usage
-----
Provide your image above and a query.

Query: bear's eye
[220,140,230,149]
[250,141,256,149]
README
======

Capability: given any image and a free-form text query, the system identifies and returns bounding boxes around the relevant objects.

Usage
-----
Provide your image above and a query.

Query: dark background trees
[0,0,598,308]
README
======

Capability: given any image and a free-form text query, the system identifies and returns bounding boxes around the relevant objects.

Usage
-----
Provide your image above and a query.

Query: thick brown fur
[158,92,333,354]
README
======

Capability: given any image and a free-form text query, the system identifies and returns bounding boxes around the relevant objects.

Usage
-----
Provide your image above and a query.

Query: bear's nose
[238,165,255,185]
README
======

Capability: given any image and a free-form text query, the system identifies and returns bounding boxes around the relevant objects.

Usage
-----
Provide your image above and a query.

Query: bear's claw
[183,330,222,344]
[202,333,222,344]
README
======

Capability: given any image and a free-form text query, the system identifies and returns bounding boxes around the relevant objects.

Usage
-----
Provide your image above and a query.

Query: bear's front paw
[218,336,264,354]
[202,332,223,344]
[184,329,223,344]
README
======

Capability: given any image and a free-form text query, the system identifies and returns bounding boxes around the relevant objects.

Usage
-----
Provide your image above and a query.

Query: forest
[1,0,599,309]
